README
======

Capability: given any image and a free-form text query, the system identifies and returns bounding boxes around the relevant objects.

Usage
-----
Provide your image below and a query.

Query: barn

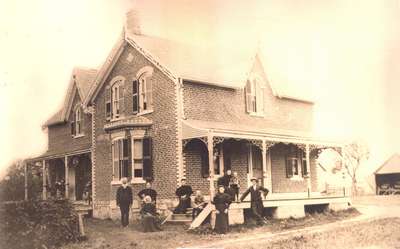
[375,154,400,195]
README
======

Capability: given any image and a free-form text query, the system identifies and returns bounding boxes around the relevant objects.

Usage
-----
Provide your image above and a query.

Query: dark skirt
[141,214,161,232]
[214,212,229,234]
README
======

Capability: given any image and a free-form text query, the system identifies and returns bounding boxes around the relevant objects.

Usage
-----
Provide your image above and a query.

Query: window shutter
[146,78,153,110]
[286,157,293,178]
[105,85,112,120]
[143,138,152,180]
[256,84,264,114]
[201,150,209,178]
[245,80,252,113]
[70,110,76,136]
[132,80,139,113]
[119,84,124,116]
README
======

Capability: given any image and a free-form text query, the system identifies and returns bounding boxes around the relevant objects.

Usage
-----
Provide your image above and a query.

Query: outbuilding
[375,154,400,195]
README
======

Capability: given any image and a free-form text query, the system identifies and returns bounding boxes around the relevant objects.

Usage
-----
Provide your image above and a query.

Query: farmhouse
[25,10,349,222]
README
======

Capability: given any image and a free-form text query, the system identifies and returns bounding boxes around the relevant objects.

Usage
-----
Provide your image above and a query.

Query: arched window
[245,76,264,115]
[71,104,83,137]
[105,77,125,120]
[133,66,153,113]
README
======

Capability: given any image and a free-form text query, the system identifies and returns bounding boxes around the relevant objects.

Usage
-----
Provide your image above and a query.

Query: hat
[250,177,258,182]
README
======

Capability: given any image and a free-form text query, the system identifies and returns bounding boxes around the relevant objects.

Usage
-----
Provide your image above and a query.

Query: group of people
[116,170,270,234]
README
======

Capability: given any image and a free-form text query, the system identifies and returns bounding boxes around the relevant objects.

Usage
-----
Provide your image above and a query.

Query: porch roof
[25,148,91,163]
[182,119,342,146]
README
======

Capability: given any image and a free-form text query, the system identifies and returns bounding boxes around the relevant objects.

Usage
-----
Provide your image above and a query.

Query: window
[112,136,152,181]
[245,76,264,115]
[133,67,153,114]
[301,152,309,177]
[71,105,83,136]
[213,146,224,176]
[285,145,303,178]
[112,138,131,180]
[105,77,125,121]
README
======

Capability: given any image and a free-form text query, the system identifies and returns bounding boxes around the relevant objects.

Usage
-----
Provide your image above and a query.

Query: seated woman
[173,179,193,214]
[140,196,162,232]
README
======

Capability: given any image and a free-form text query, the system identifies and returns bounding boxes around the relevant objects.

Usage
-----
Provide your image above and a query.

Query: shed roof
[375,154,400,175]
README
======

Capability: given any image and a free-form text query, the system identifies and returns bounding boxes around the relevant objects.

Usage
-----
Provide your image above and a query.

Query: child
[229,171,240,202]
[191,190,206,220]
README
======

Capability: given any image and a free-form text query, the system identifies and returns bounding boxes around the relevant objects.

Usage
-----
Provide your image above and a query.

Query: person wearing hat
[116,177,133,228]
[239,177,269,225]
[212,185,232,234]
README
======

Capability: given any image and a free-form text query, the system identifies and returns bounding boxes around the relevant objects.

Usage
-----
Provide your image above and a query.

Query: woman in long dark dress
[212,185,232,234]
[140,196,162,232]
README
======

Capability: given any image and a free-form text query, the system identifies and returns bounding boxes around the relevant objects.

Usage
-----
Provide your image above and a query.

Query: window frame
[285,145,304,180]
[106,76,125,122]
[111,136,131,182]
[245,75,265,116]
[135,66,154,115]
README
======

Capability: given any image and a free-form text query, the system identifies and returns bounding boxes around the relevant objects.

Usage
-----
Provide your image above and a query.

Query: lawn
[63,208,362,249]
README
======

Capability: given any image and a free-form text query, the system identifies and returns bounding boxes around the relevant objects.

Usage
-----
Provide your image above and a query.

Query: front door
[248,145,263,187]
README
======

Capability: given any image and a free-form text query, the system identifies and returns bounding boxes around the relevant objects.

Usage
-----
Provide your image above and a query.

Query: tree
[343,140,370,196]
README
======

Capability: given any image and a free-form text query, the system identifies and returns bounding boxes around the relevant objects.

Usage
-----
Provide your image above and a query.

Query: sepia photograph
[0,0,399,248]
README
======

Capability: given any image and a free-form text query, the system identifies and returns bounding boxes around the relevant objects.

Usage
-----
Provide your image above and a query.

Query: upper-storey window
[71,105,83,137]
[105,77,125,121]
[133,66,154,114]
[245,76,264,115]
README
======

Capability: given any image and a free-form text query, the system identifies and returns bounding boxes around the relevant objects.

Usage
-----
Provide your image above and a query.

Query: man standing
[240,177,269,225]
[116,178,133,227]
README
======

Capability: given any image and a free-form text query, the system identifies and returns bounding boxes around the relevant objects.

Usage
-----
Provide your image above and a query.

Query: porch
[182,119,346,198]
[24,149,93,209]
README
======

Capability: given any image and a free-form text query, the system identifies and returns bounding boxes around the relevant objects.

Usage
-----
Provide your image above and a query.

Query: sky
[0,0,399,179]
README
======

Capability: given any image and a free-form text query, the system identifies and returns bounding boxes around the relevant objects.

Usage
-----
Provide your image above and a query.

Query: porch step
[73,202,92,216]
[165,209,193,224]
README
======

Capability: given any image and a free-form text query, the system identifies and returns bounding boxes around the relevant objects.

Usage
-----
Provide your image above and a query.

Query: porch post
[262,140,268,187]
[306,144,311,197]
[65,156,69,199]
[24,161,28,201]
[42,160,47,200]
[207,132,215,198]
[207,132,216,229]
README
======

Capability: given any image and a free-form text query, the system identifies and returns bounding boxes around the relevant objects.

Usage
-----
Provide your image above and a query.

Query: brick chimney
[126,9,142,35]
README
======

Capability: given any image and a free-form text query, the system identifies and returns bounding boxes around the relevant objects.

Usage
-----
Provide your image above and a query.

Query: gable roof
[375,154,400,175]
[44,67,97,127]
[84,19,315,106]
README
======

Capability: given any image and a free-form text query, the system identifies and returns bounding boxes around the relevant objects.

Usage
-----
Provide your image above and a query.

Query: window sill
[131,178,146,184]
[249,112,264,118]
[72,134,85,139]
[136,110,154,116]
[289,176,304,181]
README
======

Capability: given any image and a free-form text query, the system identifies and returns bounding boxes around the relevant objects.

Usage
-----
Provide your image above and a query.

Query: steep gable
[44,67,97,127]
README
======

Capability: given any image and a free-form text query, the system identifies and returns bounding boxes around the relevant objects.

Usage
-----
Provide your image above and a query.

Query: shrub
[0,199,80,249]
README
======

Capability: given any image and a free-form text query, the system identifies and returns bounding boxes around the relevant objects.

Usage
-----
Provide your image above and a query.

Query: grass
[62,208,362,249]
[225,218,400,249]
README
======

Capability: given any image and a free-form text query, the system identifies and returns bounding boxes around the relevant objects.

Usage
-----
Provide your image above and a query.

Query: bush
[0,199,80,249]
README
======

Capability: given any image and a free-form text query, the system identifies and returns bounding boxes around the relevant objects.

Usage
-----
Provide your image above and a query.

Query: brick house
[26,10,349,221]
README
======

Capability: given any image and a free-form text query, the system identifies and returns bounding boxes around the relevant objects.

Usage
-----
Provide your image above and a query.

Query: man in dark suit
[240,177,269,225]
[116,178,133,227]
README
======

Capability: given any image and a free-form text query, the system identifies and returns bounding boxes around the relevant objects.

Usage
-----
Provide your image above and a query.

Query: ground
[62,196,400,249]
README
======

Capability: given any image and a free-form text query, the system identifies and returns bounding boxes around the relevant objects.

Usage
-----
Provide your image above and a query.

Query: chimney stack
[126,9,142,35]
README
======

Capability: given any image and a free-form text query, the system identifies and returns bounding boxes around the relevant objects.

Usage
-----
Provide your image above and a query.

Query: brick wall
[47,91,92,155]
[93,44,178,204]
[182,57,313,132]
[270,143,319,193]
